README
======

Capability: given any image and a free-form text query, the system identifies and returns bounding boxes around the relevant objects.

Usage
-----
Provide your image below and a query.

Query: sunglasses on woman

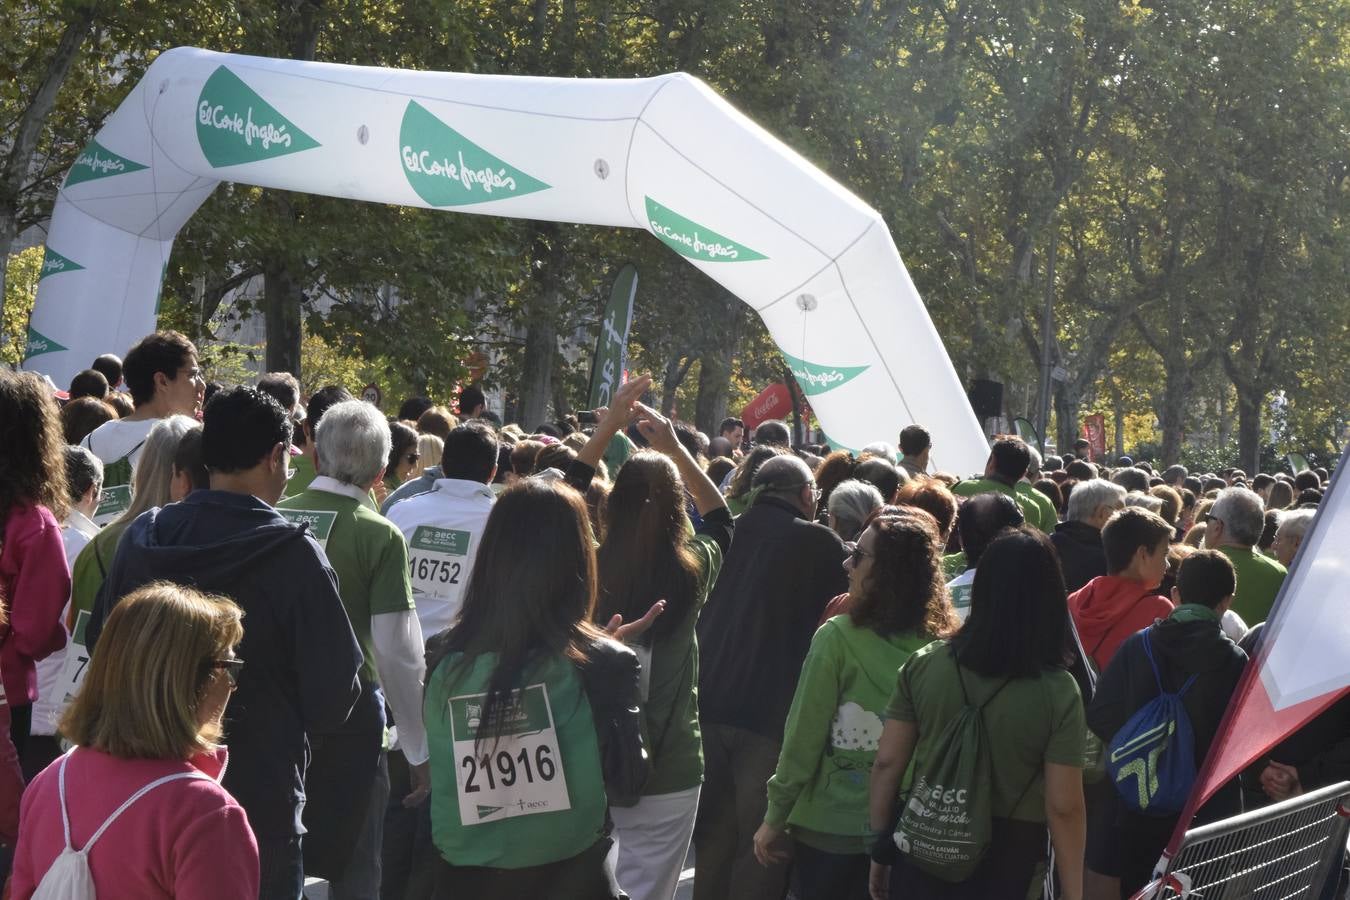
[211,657,245,688]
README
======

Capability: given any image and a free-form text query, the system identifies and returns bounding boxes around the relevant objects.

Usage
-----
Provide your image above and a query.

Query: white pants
[611,785,701,900]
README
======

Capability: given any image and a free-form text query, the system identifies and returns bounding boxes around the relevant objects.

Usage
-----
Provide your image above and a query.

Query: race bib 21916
[447,683,571,825]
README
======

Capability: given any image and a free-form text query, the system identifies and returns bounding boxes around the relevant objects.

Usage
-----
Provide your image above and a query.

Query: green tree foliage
[4,0,1348,463]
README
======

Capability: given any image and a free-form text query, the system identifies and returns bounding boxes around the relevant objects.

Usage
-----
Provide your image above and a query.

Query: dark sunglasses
[211,657,245,687]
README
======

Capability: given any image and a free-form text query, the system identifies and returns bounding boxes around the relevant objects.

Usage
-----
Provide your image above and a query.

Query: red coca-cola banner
[1082,414,1106,462]
[743,383,792,431]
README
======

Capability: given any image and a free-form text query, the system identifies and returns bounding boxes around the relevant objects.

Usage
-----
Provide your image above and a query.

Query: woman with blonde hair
[68,415,200,621]
[11,582,258,898]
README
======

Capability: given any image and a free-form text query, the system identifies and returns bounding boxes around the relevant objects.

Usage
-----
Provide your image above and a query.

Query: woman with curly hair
[752,509,957,899]
[813,450,858,523]
[0,371,73,753]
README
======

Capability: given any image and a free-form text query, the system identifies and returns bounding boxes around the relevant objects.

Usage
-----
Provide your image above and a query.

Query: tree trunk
[1216,384,1231,449]
[1054,384,1079,453]
[694,351,731,435]
[263,262,303,375]
[255,2,324,381]
[518,224,563,430]
[693,294,741,433]
[1156,370,1188,466]
[1234,388,1263,475]
[661,354,694,417]
[518,307,557,431]
[0,8,97,347]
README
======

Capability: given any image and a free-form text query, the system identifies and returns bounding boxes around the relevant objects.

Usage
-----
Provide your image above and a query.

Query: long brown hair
[727,445,787,498]
[849,509,958,639]
[426,479,605,745]
[0,370,69,520]
[597,452,700,642]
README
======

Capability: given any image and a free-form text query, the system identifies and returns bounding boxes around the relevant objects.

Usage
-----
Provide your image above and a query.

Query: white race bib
[407,525,471,599]
[277,508,338,550]
[448,683,571,825]
[56,610,93,705]
[93,485,130,527]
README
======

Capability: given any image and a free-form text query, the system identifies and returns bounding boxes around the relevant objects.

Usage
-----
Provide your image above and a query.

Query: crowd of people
[0,328,1340,900]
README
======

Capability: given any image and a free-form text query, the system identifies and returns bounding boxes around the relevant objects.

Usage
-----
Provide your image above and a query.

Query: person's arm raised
[633,402,727,518]
[574,375,653,473]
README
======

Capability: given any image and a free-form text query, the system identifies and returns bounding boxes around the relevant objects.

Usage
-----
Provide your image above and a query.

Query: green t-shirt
[765,617,933,853]
[951,478,1049,533]
[424,651,608,868]
[1217,545,1287,626]
[277,486,414,682]
[1016,481,1059,533]
[634,532,723,796]
[885,641,1085,824]
[284,453,317,498]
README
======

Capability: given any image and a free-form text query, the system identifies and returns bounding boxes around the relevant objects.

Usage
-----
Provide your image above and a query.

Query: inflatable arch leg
[24,47,989,475]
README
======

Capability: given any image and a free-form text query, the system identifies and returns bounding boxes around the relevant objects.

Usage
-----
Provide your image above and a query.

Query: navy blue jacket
[88,490,363,838]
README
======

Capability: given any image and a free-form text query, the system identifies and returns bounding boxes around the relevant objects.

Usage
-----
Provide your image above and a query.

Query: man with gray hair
[694,454,848,900]
[278,399,429,897]
[1052,478,1127,592]
[1205,486,1287,624]
[1272,508,1316,569]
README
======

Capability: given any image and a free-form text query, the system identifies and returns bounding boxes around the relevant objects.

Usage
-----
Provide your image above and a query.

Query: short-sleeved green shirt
[278,484,414,682]
[951,478,1050,533]
[886,640,1085,823]
[1217,545,1286,625]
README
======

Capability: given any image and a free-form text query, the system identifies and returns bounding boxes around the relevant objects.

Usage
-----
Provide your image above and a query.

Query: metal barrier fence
[1133,781,1350,900]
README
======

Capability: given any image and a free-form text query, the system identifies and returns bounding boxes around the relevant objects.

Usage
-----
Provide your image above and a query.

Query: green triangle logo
[399,101,551,206]
[39,248,84,281]
[65,138,148,187]
[196,66,321,167]
[476,804,504,818]
[781,351,869,396]
[24,326,67,359]
[645,197,767,263]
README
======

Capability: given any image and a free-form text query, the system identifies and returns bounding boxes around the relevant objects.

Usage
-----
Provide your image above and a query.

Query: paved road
[305,850,698,898]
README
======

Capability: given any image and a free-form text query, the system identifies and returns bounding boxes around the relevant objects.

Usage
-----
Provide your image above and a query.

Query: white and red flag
[1159,446,1350,872]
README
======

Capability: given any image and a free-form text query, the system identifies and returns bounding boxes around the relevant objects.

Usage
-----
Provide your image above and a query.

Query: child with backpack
[1087,549,1247,898]
[868,528,1086,900]
[1068,506,1175,898]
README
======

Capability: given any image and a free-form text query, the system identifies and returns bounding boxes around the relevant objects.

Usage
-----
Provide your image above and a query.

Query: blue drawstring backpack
[1106,629,1198,816]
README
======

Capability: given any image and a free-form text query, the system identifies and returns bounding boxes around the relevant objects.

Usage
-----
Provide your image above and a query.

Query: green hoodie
[764,615,933,853]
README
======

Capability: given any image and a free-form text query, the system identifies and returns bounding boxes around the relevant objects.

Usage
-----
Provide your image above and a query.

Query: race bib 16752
[408,525,471,598]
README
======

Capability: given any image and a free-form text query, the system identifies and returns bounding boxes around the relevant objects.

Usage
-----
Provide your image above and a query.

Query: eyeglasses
[211,657,245,688]
[790,481,822,503]
[849,545,872,565]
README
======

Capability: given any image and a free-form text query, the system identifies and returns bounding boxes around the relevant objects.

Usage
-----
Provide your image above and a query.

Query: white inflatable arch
[24,47,988,474]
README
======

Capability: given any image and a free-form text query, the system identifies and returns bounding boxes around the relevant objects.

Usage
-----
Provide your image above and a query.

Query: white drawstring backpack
[32,751,210,899]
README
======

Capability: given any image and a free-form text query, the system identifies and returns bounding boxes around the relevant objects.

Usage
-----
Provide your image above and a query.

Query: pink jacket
[0,505,70,704]
[11,748,259,900]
